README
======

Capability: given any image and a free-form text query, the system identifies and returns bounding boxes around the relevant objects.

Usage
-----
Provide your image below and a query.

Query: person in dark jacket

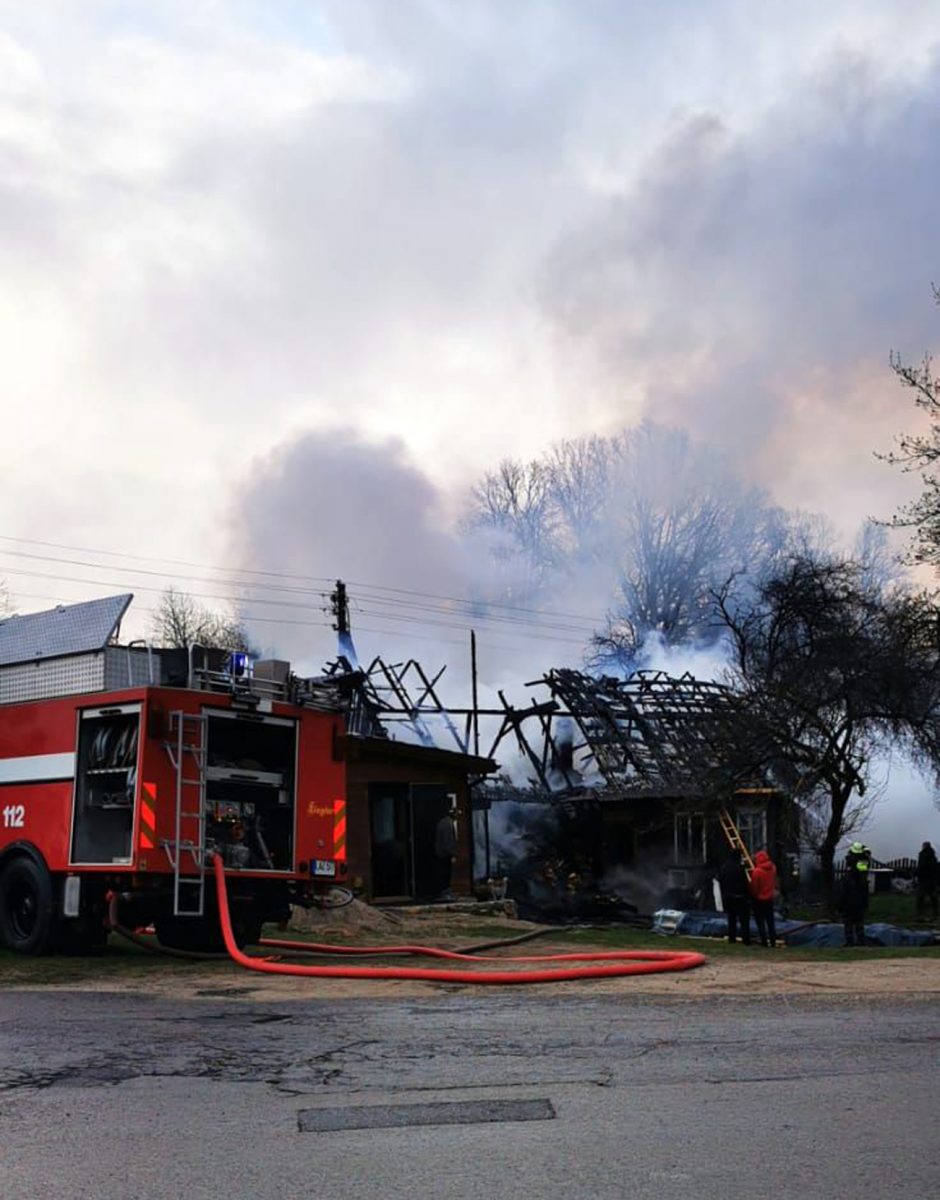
[748,849,778,947]
[434,801,459,899]
[718,853,751,945]
[839,841,871,946]
[916,841,938,920]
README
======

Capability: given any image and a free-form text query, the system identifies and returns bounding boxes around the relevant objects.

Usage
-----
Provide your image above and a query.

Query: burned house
[486,668,800,913]
[313,653,496,902]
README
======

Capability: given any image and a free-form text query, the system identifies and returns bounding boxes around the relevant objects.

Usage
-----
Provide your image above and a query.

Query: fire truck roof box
[253,659,290,683]
[0,594,132,667]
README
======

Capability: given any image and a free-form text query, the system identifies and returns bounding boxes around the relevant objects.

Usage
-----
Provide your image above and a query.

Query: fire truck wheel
[54,914,109,956]
[154,915,222,952]
[233,910,264,948]
[0,856,55,955]
[154,907,262,953]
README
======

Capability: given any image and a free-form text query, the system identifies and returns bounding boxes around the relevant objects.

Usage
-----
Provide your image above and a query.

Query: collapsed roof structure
[478,667,798,918]
[488,667,760,806]
[320,653,471,752]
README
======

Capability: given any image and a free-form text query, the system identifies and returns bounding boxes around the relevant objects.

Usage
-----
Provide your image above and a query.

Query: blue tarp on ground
[652,909,936,946]
[786,921,934,947]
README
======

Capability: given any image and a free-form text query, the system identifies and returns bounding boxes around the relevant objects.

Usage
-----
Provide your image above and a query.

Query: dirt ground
[6,905,939,1002]
[14,947,939,1003]
[117,953,940,1001]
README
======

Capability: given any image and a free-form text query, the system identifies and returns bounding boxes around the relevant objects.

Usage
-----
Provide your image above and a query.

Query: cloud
[2,1,940,592]
[539,46,940,533]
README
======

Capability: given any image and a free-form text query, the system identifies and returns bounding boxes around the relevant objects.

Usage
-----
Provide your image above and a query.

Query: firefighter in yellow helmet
[839,841,871,946]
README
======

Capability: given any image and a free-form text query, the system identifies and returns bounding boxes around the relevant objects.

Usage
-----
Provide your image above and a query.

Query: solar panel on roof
[0,594,133,667]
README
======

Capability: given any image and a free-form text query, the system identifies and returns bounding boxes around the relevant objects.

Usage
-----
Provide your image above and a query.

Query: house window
[736,807,766,857]
[674,812,706,863]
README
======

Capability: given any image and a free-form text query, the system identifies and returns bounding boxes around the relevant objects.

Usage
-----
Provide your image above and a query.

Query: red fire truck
[0,594,348,954]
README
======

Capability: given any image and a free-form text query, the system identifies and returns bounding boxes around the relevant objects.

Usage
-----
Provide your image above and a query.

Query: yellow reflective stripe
[333,798,347,862]
[139,781,157,850]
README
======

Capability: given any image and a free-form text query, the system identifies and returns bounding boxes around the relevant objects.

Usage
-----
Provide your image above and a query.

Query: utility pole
[330,580,350,635]
[470,629,480,757]
[471,628,490,879]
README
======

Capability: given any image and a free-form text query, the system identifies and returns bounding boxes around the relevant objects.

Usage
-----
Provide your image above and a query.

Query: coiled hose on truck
[211,855,706,985]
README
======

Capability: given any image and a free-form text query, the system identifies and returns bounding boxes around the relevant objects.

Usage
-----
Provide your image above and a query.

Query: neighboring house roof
[0,594,133,667]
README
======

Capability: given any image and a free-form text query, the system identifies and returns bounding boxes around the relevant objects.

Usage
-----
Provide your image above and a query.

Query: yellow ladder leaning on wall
[718,808,755,875]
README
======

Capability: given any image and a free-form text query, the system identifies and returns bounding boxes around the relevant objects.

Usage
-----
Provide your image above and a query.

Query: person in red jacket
[749,849,778,947]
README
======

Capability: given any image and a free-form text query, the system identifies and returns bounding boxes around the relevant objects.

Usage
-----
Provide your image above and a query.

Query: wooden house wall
[594,794,800,870]
[344,756,474,901]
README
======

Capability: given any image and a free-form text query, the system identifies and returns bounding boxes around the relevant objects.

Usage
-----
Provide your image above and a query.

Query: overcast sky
[2,1,940,852]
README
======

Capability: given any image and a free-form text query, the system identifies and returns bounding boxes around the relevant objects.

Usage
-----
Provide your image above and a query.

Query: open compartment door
[71,703,140,864]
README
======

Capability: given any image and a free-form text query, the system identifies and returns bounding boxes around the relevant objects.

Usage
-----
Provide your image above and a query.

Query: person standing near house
[718,852,752,945]
[748,849,778,947]
[839,841,872,946]
[916,841,939,920]
[434,799,459,900]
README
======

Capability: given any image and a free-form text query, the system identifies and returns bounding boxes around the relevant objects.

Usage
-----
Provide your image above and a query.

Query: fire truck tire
[55,923,108,955]
[155,907,262,953]
[153,915,220,952]
[0,856,55,955]
[54,911,109,955]
[234,910,264,948]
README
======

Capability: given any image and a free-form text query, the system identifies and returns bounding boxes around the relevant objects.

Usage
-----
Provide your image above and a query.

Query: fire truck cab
[0,595,348,954]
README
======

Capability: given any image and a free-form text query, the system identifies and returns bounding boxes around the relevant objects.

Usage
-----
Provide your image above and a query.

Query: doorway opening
[368,782,453,901]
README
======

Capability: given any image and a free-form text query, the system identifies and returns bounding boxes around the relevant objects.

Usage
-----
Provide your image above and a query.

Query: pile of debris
[288,896,406,935]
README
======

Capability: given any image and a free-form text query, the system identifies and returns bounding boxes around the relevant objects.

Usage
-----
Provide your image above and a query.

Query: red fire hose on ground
[211,856,706,985]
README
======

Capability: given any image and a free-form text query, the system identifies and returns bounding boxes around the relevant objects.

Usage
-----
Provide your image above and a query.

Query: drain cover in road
[298,1098,555,1133]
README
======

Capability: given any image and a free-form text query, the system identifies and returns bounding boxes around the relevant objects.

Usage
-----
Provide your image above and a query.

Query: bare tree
[854,520,902,593]
[467,457,563,587]
[150,587,254,653]
[0,579,11,618]
[465,421,793,666]
[714,554,940,907]
[544,434,612,560]
[595,425,794,663]
[880,286,940,565]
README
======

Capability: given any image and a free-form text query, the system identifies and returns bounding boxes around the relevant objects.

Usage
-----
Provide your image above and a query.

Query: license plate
[312,859,336,877]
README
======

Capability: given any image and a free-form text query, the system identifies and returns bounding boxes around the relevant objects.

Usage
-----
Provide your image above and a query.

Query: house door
[369,783,412,900]
[411,784,452,900]
[601,811,636,873]
[368,783,453,900]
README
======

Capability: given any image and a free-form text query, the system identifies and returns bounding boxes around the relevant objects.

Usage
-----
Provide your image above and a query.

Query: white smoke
[626,629,732,683]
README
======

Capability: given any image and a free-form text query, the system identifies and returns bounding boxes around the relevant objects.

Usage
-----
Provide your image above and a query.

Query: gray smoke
[229,428,466,670]
[539,53,940,530]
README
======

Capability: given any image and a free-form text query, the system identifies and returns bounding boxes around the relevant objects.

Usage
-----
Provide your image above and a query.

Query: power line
[0,548,332,606]
[0,565,591,647]
[0,564,332,615]
[350,593,596,636]
[0,534,337,586]
[0,533,605,626]
[0,549,601,639]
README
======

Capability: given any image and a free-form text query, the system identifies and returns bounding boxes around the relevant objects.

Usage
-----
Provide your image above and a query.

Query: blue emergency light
[228,651,250,678]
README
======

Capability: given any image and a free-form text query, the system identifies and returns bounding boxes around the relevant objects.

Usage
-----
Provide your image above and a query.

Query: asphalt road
[1,988,937,1199]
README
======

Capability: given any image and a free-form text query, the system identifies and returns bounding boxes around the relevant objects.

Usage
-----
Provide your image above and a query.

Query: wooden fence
[832,856,919,887]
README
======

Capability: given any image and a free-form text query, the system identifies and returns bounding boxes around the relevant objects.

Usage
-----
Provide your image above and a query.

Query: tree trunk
[819,783,851,914]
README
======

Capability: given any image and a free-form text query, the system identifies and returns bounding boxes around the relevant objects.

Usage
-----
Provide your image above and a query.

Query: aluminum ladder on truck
[164,712,208,917]
[718,807,755,875]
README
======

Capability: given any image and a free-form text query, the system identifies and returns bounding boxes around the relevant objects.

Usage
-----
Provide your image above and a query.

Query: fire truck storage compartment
[71,703,141,864]
[204,709,296,871]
